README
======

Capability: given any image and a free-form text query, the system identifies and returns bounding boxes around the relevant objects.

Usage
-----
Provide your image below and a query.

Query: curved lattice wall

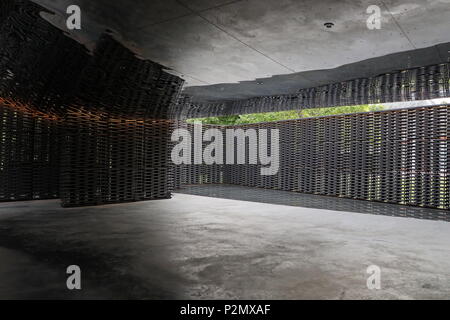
[0,0,184,207]
[1,0,450,213]
[180,105,450,213]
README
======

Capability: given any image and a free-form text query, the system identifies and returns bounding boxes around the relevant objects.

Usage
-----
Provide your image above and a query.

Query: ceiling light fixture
[324,22,334,29]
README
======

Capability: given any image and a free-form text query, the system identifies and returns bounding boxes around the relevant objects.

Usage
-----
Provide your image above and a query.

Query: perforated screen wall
[176,63,450,118]
[181,105,450,210]
[0,0,184,207]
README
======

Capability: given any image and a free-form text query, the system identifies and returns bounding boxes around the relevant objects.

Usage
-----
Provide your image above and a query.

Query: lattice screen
[0,99,60,201]
[181,105,450,210]
[1,0,450,212]
[176,63,450,118]
[0,0,184,207]
[59,34,184,207]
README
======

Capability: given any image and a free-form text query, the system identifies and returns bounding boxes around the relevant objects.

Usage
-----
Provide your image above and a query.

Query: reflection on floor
[1,194,450,299]
[177,184,450,222]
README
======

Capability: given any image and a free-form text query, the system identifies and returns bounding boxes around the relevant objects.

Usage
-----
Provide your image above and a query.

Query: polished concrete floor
[0,190,449,299]
[179,184,450,222]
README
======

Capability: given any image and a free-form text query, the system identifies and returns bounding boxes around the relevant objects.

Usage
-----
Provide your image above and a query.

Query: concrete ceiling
[32,0,450,101]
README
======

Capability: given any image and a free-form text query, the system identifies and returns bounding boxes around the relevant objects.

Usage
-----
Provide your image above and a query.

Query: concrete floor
[0,192,449,299]
[179,184,450,221]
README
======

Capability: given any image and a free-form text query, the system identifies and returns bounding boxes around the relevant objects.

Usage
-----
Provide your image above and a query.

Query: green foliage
[187,104,386,125]
[187,115,240,125]
[236,110,299,124]
[298,104,385,118]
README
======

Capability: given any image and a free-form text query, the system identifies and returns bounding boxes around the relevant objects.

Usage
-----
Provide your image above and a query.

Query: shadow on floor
[0,201,186,299]
[176,184,450,222]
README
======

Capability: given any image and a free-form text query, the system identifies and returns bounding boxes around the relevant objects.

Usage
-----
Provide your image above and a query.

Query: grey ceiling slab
[183,41,450,101]
[32,0,190,37]
[382,0,450,49]
[199,0,413,73]
[28,0,450,100]
[177,0,243,12]
[136,14,288,85]
[37,10,101,50]
[165,68,207,87]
